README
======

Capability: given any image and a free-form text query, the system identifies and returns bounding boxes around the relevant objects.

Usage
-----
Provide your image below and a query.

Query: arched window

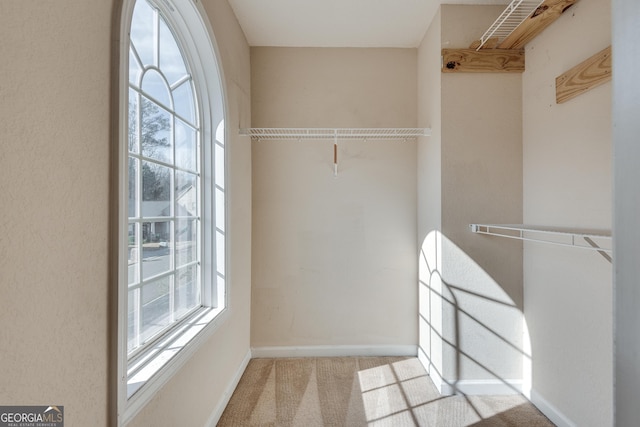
[118,0,226,421]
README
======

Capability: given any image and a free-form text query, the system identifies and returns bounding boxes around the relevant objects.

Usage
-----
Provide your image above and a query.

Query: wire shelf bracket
[476,0,545,50]
[469,223,612,261]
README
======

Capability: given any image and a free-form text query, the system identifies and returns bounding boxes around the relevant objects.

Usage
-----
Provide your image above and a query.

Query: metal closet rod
[239,128,432,140]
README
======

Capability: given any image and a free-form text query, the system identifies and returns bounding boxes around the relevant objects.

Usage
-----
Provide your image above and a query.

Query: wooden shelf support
[556,46,612,104]
[442,48,525,73]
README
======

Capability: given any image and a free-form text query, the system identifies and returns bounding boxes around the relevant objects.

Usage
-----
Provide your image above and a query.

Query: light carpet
[217,356,554,426]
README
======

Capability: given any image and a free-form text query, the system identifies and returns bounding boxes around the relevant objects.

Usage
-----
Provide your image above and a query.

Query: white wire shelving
[239,128,431,177]
[239,128,431,140]
[469,224,612,259]
[476,0,545,50]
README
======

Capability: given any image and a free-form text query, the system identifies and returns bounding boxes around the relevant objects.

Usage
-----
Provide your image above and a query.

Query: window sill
[122,306,228,424]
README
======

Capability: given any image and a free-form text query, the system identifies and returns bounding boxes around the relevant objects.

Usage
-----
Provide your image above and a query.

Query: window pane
[176,218,197,267]
[141,276,171,343]
[130,0,156,67]
[215,187,224,232]
[128,89,139,154]
[215,119,224,144]
[128,223,140,285]
[128,157,139,218]
[159,16,188,86]
[215,140,224,189]
[142,161,171,210]
[174,265,199,319]
[140,97,172,163]
[142,220,172,280]
[124,0,219,363]
[215,276,225,307]
[175,120,197,171]
[173,81,195,125]
[128,289,139,353]
[142,69,171,109]
[176,171,197,216]
[129,47,143,87]
[216,230,225,276]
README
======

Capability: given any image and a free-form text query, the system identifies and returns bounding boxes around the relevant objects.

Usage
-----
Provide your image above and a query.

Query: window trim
[116,0,229,424]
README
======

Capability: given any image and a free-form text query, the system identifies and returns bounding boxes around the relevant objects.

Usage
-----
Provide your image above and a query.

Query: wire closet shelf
[239,128,431,140]
[469,224,612,256]
[476,0,545,50]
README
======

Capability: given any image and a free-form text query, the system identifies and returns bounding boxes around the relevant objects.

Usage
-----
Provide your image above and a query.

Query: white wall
[0,1,252,426]
[418,5,525,394]
[417,6,444,385]
[613,0,640,425]
[522,0,613,425]
[250,47,418,350]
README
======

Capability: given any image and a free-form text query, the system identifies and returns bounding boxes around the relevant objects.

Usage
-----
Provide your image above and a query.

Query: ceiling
[227,0,509,48]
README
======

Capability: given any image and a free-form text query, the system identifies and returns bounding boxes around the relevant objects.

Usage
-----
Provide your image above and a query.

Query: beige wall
[417,9,442,242]
[0,1,112,425]
[418,5,525,392]
[0,0,617,425]
[522,0,612,425]
[250,47,418,349]
[0,0,252,426]
[418,0,613,423]
[441,5,523,310]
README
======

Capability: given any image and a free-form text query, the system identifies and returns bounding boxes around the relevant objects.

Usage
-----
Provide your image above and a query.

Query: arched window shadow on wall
[418,230,532,405]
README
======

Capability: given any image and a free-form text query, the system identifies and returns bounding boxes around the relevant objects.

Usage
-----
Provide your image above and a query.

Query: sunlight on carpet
[217,357,553,426]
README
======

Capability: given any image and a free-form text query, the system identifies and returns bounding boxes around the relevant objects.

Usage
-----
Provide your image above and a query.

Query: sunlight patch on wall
[418,230,531,397]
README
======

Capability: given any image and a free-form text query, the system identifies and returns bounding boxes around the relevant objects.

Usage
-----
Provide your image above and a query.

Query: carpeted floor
[217,356,554,426]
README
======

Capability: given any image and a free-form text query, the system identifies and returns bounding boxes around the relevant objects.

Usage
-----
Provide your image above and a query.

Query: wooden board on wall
[469,37,500,50]
[556,46,612,104]
[442,49,525,73]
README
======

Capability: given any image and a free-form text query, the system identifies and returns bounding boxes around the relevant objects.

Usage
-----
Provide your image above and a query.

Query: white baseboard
[530,389,576,427]
[416,350,523,396]
[205,349,252,427]
[250,344,418,359]
[417,347,430,376]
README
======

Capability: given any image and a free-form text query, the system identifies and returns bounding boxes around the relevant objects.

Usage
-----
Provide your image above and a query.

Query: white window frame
[116,0,228,424]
